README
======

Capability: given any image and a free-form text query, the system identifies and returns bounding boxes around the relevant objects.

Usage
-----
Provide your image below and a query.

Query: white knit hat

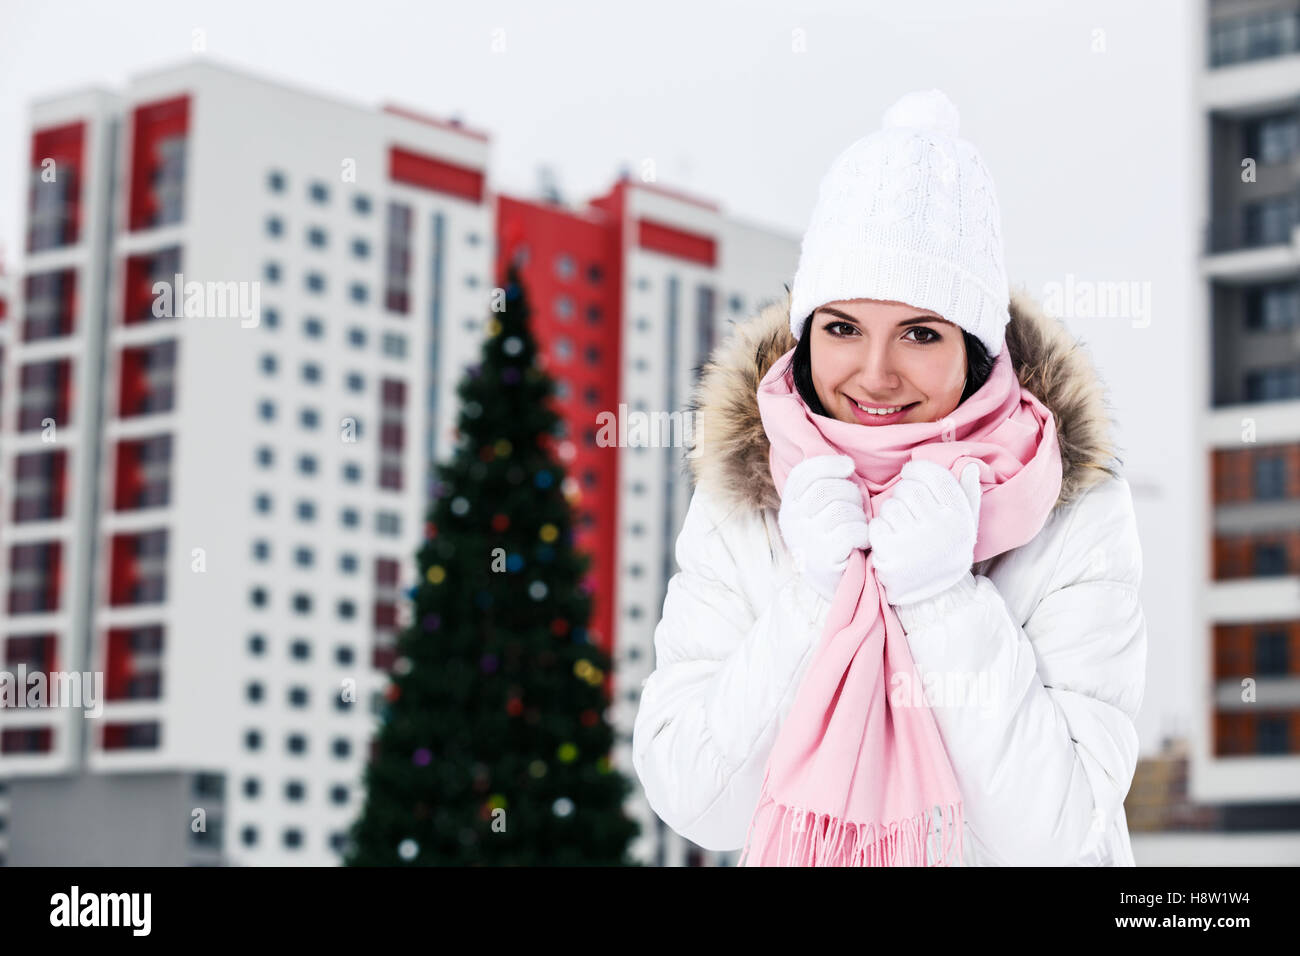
[788,89,1010,357]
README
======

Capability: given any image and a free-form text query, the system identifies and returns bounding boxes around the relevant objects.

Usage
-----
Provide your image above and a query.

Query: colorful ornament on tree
[426,565,446,584]
[539,523,558,543]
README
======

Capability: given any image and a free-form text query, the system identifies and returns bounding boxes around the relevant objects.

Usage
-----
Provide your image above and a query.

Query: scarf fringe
[736,795,965,867]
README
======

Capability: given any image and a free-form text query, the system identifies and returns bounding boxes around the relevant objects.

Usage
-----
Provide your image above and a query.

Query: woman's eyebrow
[816,307,947,327]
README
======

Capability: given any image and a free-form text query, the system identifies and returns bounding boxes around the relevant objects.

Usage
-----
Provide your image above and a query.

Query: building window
[1243,195,1299,248]
[349,282,368,304]
[102,721,161,751]
[587,262,603,284]
[337,599,356,620]
[307,226,327,248]
[292,593,312,614]
[264,261,281,283]
[384,201,413,313]
[346,372,364,392]
[245,730,262,751]
[104,626,164,700]
[297,500,316,522]
[339,553,358,574]
[1253,541,1288,576]
[263,307,280,329]
[288,687,309,707]
[379,378,406,491]
[254,493,271,514]
[260,353,277,375]
[128,96,188,230]
[290,640,311,661]
[1255,628,1289,676]
[347,327,366,348]
[340,507,359,529]
[1253,454,1288,500]
[309,181,329,203]
[376,512,401,536]
[300,407,320,429]
[108,529,167,605]
[305,272,325,293]
[303,316,324,339]
[118,341,177,418]
[351,238,370,259]
[23,269,77,341]
[353,193,371,214]
[298,454,317,476]
[342,462,362,483]
[113,434,172,510]
[1245,365,1300,402]
[248,634,266,656]
[1245,282,1299,333]
[258,400,276,422]
[19,357,73,430]
[256,446,274,468]
[268,169,286,193]
[246,682,264,703]
[7,541,62,614]
[266,216,283,238]
[294,547,314,568]
[382,332,407,358]
[252,540,270,561]
[301,362,321,384]
[12,449,68,522]
[27,121,84,252]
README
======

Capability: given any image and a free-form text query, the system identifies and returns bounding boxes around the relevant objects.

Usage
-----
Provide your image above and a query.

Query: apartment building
[0,61,493,866]
[1196,0,1300,813]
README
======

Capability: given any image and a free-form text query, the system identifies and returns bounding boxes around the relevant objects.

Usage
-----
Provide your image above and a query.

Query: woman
[631,90,1147,866]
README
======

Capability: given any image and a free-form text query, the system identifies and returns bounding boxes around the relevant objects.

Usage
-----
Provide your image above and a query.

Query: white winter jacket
[632,287,1148,866]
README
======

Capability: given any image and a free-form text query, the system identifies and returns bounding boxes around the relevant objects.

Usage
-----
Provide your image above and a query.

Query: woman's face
[809,298,967,426]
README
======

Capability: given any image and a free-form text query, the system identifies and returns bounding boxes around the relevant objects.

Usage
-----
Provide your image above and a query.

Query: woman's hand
[777,455,872,603]
[869,459,982,607]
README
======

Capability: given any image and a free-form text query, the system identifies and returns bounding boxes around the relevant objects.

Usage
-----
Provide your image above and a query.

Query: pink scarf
[738,345,1063,866]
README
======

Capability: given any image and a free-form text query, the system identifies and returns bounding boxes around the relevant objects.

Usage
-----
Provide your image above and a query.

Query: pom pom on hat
[881,88,960,138]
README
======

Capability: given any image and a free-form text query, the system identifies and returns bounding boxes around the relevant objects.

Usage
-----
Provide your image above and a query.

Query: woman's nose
[856,348,899,396]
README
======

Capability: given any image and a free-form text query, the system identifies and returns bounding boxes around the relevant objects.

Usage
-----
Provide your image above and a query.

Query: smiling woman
[634,87,1147,869]
[788,299,995,425]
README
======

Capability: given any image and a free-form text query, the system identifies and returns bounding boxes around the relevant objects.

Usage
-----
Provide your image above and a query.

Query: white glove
[869,459,982,607]
[777,455,872,604]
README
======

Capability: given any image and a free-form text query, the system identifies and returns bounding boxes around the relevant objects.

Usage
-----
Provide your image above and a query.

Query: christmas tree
[345,261,641,865]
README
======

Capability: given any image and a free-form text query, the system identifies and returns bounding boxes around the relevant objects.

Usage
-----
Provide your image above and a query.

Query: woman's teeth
[852,399,911,415]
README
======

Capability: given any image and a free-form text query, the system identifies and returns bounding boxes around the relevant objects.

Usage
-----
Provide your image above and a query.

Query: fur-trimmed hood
[685,285,1123,519]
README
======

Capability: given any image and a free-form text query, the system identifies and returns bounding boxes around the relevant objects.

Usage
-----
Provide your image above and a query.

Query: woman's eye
[826,321,857,336]
[906,327,940,343]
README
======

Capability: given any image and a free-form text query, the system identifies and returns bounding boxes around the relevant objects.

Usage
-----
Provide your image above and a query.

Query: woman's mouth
[847,397,920,425]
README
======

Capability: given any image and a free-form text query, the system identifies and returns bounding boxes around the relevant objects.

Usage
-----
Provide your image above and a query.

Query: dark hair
[788,311,995,418]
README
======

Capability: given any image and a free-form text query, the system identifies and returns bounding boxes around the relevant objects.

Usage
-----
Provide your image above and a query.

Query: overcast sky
[0,0,1197,755]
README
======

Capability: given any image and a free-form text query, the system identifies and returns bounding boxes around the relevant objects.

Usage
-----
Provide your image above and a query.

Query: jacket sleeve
[892,475,1147,866]
[632,485,831,851]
